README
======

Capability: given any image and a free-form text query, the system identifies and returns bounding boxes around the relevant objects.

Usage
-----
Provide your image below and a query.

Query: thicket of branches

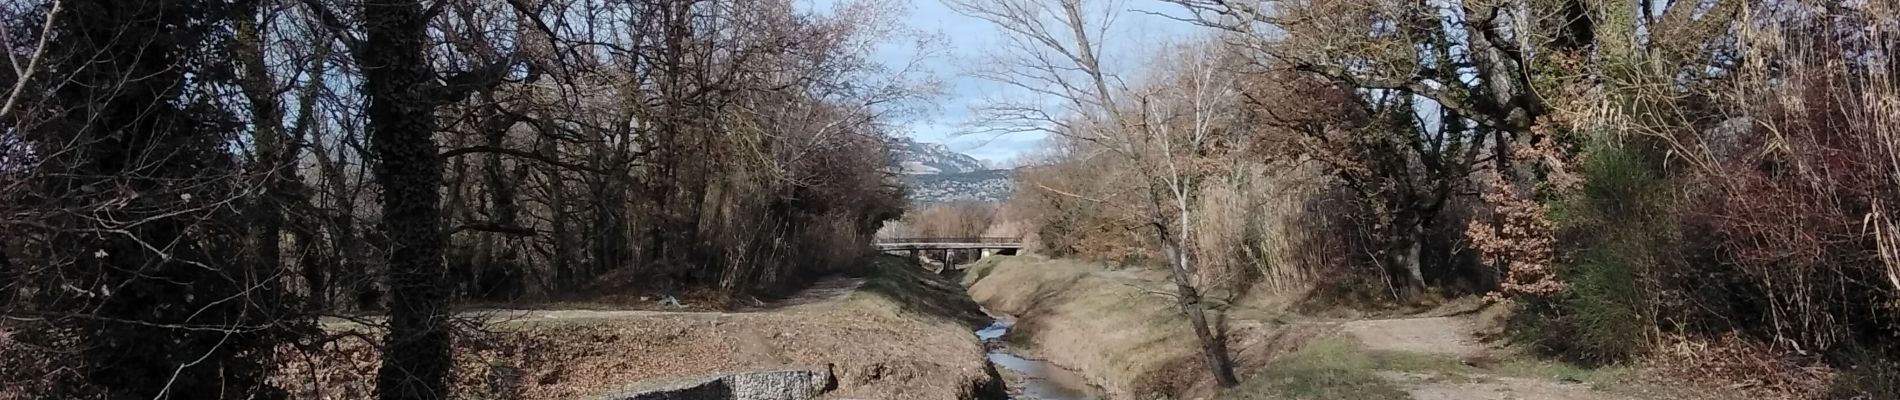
[0,0,919,398]
[1004,0,1900,394]
[877,200,1002,239]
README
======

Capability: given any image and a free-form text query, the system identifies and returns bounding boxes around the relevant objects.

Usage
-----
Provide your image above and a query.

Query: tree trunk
[362,0,451,398]
[1159,233,1240,387]
[234,0,289,306]
[0,245,12,305]
[1405,222,1426,290]
[1385,212,1428,298]
[1150,184,1239,386]
[300,228,330,310]
[540,135,574,291]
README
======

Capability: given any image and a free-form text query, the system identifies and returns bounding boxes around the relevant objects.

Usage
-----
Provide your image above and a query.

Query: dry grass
[1192,163,1343,297]
[1217,336,1409,400]
[962,255,1313,399]
[963,255,1198,398]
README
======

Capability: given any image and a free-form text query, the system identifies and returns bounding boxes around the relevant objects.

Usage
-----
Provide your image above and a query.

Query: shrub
[1830,355,1900,400]
[1467,172,1563,300]
[1514,136,1671,365]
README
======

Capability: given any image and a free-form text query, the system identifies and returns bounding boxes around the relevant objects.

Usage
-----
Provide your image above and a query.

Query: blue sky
[816,0,1209,164]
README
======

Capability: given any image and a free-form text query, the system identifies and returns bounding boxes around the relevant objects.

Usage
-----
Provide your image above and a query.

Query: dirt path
[1376,371,1628,400]
[1337,316,1705,400]
[746,276,864,310]
[319,276,867,329]
[1340,317,1485,357]
[289,265,1005,400]
[477,276,865,323]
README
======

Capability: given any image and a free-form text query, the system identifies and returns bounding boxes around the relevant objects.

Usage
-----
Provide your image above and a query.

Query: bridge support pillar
[980,248,993,259]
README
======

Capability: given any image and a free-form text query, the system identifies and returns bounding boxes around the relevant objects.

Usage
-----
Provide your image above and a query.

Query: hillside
[893,139,987,176]
[889,138,1015,204]
[907,169,1016,203]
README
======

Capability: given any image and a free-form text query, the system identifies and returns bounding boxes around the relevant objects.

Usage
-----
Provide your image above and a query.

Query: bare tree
[4,0,928,396]
[1151,0,1594,293]
[3,0,308,397]
[947,0,1240,385]
[298,0,519,396]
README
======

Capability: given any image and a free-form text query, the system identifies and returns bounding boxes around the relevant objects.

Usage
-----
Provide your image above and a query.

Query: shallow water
[975,311,1103,400]
[975,319,1010,341]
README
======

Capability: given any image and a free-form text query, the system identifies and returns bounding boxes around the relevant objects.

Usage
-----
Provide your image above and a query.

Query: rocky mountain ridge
[893,139,986,175]
[889,138,1014,204]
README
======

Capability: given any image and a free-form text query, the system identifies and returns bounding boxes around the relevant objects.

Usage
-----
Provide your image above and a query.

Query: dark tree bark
[0,242,12,306]
[538,134,576,291]
[308,123,363,311]
[360,0,451,398]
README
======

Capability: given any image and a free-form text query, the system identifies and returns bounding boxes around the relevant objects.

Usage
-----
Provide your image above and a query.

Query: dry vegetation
[982,0,1900,398]
[959,255,1316,399]
[961,255,1749,400]
[962,255,1196,398]
[0,0,926,398]
[877,200,1005,240]
[8,0,1900,398]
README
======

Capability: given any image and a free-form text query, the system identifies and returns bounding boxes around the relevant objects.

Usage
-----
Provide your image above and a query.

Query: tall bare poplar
[947,0,1240,385]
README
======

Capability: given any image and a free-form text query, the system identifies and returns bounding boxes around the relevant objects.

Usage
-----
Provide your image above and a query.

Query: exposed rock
[594,367,835,400]
[904,169,1014,204]
[891,137,985,175]
[887,138,1015,204]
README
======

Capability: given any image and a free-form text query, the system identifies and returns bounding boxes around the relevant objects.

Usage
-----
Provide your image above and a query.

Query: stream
[975,310,1104,400]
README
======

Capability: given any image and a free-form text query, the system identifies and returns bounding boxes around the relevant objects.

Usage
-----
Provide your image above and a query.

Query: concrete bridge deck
[873,237,1022,272]
[872,237,1023,250]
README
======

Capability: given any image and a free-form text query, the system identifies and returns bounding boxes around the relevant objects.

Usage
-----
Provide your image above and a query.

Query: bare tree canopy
[2,0,925,397]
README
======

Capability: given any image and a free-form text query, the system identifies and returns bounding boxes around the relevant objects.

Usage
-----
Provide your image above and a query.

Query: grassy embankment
[277,254,1003,400]
[960,255,1738,400]
[958,254,1282,399]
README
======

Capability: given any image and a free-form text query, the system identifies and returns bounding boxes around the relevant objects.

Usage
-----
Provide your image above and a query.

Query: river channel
[975,310,1105,400]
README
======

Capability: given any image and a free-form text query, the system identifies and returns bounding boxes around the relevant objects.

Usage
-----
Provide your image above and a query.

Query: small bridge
[874,237,1024,251]
[874,237,1023,272]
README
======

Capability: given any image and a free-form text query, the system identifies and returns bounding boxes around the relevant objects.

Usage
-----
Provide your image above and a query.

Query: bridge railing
[874,237,1022,244]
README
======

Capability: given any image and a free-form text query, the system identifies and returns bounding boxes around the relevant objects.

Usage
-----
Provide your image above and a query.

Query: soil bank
[957,255,1293,399]
[276,255,1005,400]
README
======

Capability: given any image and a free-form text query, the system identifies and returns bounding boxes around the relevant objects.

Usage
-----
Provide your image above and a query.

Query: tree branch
[0,0,62,119]
[296,0,364,54]
[433,55,520,105]
[439,145,604,174]
[451,222,536,237]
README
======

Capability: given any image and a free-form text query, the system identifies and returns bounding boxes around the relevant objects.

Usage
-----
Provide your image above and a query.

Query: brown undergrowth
[1641,334,1836,400]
